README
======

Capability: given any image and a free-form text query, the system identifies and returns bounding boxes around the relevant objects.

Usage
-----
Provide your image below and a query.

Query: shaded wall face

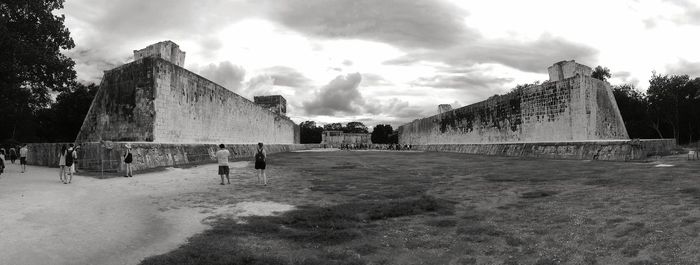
[76,59,156,142]
[398,76,628,144]
[151,59,297,144]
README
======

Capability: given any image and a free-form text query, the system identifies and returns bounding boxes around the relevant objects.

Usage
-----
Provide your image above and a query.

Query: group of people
[57,144,78,184]
[0,144,30,176]
[215,142,267,186]
[119,142,268,186]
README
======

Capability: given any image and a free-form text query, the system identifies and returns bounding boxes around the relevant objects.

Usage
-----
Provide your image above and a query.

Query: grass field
[140,150,700,265]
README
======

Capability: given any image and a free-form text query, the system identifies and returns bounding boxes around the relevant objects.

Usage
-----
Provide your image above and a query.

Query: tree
[0,0,77,141]
[36,83,98,142]
[611,84,655,139]
[371,124,393,144]
[591,66,611,82]
[299,121,323,144]
[344,122,368,133]
[323,123,344,131]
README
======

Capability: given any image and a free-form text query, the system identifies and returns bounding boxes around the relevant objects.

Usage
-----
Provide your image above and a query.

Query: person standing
[9,147,16,164]
[0,149,5,176]
[19,144,28,173]
[123,144,133,178]
[58,144,68,183]
[215,144,231,185]
[64,144,77,184]
[255,142,267,185]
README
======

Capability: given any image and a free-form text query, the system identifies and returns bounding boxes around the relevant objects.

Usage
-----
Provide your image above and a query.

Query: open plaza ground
[2,150,700,265]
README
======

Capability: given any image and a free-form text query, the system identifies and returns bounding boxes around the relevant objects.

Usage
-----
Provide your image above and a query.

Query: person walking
[255,142,267,185]
[9,147,16,164]
[215,144,231,185]
[19,144,28,173]
[64,144,77,184]
[123,144,133,178]
[58,144,68,183]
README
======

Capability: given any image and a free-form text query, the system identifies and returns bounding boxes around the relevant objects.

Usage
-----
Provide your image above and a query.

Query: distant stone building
[254,95,287,115]
[438,104,453,114]
[321,131,372,146]
[133,40,186,67]
[547,60,592,82]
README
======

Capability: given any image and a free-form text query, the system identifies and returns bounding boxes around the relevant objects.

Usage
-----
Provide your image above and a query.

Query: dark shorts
[255,161,266,170]
[218,165,229,175]
[20,157,27,165]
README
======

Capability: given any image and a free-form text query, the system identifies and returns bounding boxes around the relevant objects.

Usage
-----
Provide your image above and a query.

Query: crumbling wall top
[548,60,592,82]
[134,40,186,67]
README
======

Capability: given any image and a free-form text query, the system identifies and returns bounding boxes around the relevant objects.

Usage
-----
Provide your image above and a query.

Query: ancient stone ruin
[66,41,306,171]
[321,131,372,147]
[398,60,674,160]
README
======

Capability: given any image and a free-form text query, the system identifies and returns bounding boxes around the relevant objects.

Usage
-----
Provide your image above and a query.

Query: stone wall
[398,75,628,145]
[26,142,318,172]
[76,57,300,144]
[75,59,157,142]
[410,139,676,161]
[151,59,298,143]
[321,131,372,146]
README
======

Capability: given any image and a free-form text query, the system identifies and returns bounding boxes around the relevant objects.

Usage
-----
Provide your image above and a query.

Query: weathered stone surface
[254,95,287,115]
[133,40,185,67]
[410,139,676,161]
[321,131,372,146]
[26,142,319,171]
[398,69,628,145]
[548,60,592,82]
[76,57,300,144]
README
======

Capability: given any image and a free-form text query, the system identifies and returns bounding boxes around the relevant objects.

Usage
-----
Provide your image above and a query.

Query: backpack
[255,149,265,163]
[65,149,75,167]
[124,152,133,163]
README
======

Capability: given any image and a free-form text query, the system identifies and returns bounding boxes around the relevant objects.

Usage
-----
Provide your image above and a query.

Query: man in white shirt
[19,144,29,173]
[215,144,230,185]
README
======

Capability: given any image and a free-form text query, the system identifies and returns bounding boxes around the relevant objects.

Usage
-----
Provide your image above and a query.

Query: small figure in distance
[255,142,267,185]
[65,144,77,184]
[215,144,231,185]
[123,144,133,178]
[0,149,5,176]
[9,146,16,164]
[58,144,68,183]
[19,144,28,173]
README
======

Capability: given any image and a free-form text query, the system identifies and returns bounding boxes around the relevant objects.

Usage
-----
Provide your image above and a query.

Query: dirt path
[0,161,290,265]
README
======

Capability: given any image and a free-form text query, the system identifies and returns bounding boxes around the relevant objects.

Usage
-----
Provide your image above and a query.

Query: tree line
[299,121,398,144]
[610,73,700,144]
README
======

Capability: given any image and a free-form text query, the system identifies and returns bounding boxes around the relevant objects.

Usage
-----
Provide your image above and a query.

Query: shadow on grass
[140,195,454,265]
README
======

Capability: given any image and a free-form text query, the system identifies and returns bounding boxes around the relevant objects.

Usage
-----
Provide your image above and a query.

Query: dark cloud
[267,0,476,49]
[412,74,513,90]
[303,73,364,115]
[257,66,312,88]
[68,0,261,42]
[666,59,700,77]
[385,35,598,73]
[197,61,246,91]
[63,48,131,83]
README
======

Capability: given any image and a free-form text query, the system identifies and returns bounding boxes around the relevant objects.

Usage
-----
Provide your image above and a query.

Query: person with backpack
[58,144,68,183]
[65,144,77,184]
[255,142,267,185]
[123,144,133,178]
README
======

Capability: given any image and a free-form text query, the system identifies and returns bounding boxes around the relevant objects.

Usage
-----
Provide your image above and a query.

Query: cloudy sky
[60,0,700,128]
